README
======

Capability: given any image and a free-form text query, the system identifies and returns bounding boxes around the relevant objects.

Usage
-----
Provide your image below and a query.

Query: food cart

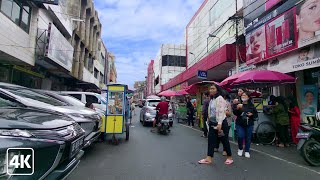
[103,83,130,144]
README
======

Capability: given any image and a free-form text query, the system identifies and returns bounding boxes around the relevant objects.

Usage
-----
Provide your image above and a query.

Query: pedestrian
[198,83,233,165]
[201,92,210,138]
[85,102,95,110]
[273,96,290,147]
[233,90,258,158]
[288,97,301,144]
[186,96,195,127]
[215,91,233,156]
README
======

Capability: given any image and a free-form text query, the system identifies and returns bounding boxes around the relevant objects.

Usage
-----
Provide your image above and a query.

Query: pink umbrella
[220,71,251,87]
[232,70,296,87]
[186,81,221,95]
[175,89,189,96]
[158,90,176,97]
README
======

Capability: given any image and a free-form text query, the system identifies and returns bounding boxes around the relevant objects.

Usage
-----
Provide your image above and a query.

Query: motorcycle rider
[151,96,169,132]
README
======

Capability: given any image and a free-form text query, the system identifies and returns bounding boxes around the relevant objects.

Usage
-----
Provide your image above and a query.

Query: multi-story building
[67,0,107,90]
[153,44,186,93]
[108,52,117,83]
[146,60,154,96]
[162,0,246,91]
[0,0,109,90]
[134,81,146,100]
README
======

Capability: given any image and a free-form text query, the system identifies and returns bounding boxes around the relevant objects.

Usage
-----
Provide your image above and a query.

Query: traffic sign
[197,70,207,79]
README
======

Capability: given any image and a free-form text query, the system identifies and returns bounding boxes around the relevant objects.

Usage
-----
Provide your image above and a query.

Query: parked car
[60,91,107,112]
[38,90,105,117]
[140,98,173,126]
[0,92,85,179]
[0,83,101,148]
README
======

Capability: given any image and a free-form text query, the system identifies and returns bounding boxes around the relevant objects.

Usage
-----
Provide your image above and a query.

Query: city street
[68,109,320,180]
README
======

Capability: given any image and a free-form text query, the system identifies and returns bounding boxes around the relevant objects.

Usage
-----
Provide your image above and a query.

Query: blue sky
[94,0,203,89]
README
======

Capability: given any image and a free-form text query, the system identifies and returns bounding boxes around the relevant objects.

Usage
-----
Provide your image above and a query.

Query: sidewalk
[178,120,320,172]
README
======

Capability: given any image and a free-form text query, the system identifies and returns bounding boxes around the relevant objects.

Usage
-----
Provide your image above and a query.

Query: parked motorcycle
[296,112,320,166]
[156,112,170,135]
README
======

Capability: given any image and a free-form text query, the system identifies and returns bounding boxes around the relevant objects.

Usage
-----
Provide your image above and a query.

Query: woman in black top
[233,91,258,158]
[186,96,194,127]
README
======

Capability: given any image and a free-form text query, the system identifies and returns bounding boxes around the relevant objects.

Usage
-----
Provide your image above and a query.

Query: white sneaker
[237,149,243,157]
[245,152,250,158]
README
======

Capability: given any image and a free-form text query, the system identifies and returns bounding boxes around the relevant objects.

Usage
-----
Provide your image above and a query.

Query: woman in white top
[198,84,233,165]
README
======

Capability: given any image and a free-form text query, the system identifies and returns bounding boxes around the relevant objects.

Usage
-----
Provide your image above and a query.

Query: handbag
[208,116,218,127]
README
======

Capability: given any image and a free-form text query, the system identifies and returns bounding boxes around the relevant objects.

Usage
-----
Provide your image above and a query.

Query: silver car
[139,98,173,127]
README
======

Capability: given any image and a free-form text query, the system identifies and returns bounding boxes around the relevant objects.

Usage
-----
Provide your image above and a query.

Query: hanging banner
[246,25,267,65]
[265,8,298,58]
[301,85,318,119]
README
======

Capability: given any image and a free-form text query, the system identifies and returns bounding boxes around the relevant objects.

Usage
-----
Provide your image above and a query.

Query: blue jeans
[237,124,254,152]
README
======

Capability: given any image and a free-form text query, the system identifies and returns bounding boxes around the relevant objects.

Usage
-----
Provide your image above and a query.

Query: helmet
[161,96,166,101]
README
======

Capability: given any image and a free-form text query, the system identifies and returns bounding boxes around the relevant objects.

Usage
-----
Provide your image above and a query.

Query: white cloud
[95,0,203,88]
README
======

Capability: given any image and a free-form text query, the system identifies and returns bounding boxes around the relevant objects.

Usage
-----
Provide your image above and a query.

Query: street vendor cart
[104,83,130,144]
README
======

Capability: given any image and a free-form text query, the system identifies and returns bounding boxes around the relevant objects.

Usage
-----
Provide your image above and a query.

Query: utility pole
[235,0,239,73]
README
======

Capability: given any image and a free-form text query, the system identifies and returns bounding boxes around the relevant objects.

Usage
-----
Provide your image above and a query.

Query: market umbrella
[220,71,251,88]
[186,81,220,95]
[232,70,296,87]
[158,90,176,97]
[175,89,189,96]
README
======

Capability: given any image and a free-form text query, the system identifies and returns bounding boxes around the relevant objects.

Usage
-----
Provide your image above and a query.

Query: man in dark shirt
[202,92,210,137]
[151,96,169,132]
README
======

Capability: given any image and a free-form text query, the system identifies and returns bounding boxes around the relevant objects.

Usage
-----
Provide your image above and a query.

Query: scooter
[156,111,170,135]
[296,112,320,166]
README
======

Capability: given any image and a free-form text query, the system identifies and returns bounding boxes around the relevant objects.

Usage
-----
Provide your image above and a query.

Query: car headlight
[0,151,19,176]
[0,129,33,138]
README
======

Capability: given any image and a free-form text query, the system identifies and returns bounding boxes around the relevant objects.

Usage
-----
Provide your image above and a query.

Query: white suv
[60,91,106,112]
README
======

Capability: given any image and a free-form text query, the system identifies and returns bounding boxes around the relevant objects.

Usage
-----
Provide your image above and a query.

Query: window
[161,55,186,67]
[86,95,99,104]
[0,0,31,33]
[69,94,82,100]
[0,93,22,108]
[100,72,104,83]
[107,92,123,115]
[94,68,98,78]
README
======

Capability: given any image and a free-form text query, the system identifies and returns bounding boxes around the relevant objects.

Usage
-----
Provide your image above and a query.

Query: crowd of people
[196,84,301,165]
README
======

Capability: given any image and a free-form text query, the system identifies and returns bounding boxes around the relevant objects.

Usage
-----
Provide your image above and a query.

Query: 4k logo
[7,148,34,175]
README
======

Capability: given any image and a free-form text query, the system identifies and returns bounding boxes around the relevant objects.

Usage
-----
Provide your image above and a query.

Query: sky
[94,0,203,89]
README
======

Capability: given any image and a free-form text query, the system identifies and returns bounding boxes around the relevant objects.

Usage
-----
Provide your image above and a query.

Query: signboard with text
[197,70,207,79]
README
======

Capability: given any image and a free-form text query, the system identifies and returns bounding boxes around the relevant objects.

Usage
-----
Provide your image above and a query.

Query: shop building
[0,1,42,88]
[243,0,320,118]
[162,0,246,91]
[153,44,187,93]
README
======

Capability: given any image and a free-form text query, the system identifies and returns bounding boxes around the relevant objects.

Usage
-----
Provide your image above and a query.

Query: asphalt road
[68,109,320,180]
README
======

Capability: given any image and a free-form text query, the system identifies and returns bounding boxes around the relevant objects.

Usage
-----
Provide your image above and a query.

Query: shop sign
[256,43,320,73]
[197,70,207,79]
[45,23,73,72]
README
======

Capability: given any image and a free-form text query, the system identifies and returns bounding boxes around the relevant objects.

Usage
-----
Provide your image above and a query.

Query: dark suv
[0,92,85,179]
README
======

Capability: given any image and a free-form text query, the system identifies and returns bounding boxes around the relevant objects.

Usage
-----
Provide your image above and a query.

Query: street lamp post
[207,33,220,53]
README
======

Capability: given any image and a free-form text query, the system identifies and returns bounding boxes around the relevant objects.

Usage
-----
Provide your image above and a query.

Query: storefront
[0,64,45,89]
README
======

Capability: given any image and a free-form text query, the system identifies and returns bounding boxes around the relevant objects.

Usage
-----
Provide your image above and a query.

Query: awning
[162,44,246,91]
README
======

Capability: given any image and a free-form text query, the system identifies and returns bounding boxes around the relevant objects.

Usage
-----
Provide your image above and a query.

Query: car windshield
[0,93,23,108]
[96,94,107,105]
[1,86,67,106]
[59,94,85,107]
[147,100,160,107]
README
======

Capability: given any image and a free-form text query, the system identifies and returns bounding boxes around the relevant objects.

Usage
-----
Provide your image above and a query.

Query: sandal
[198,159,212,164]
[224,159,234,165]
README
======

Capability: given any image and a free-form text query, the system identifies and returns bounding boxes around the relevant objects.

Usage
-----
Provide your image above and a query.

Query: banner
[301,85,318,119]
[296,0,320,48]
[265,8,298,58]
[246,25,267,65]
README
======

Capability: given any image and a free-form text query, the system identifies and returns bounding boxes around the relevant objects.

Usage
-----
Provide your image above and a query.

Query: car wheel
[169,122,173,127]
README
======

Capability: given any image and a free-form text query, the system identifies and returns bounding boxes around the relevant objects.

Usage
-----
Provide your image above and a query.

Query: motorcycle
[296,112,320,166]
[156,111,170,135]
